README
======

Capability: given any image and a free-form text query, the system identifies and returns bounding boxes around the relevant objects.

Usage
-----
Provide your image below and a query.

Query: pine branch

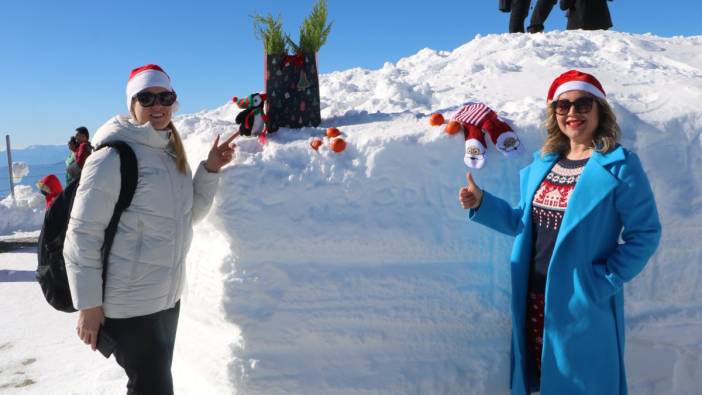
[252,14,287,55]
[295,0,333,54]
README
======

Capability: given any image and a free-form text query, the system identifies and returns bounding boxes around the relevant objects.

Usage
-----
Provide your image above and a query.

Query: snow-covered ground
[0,227,237,395]
[1,30,701,394]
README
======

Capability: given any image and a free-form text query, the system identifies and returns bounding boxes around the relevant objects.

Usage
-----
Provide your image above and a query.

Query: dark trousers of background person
[104,301,180,395]
[509,0,557,33]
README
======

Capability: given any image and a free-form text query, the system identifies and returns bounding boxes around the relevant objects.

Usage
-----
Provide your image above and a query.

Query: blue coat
[469,146,661,395]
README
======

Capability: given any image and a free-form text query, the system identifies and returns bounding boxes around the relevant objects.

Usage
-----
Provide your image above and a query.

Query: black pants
[104,301,180,395]
[509,0,556,33]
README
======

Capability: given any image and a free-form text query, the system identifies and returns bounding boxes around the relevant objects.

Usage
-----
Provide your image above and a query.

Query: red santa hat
[125,64,174,112]
[547,69,606,102]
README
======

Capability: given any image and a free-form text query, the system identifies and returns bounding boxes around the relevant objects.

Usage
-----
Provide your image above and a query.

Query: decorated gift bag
[254,0,331,133]
[265,53,321,131]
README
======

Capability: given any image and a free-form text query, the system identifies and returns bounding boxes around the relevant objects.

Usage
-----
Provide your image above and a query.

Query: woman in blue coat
[459,70,661,394]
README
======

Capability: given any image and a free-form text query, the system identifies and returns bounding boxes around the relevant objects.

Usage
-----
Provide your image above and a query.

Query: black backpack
[36,141,138,312]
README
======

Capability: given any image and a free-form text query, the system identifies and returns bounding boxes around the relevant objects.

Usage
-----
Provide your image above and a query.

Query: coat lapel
[553,146,625,249]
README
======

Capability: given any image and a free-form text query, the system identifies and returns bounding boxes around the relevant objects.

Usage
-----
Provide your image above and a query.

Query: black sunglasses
[551,96,595,115]
[135,91,177,107]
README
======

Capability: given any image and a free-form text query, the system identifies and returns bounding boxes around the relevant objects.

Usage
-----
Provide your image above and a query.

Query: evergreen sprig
[253,1,332,55]
[286,0,332,54]
[253,14,287,55]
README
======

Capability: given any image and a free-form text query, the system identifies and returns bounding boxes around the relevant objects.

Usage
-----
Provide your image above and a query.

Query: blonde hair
[167,122,189,174]
[541,96,620,157]
[130,99,189,174]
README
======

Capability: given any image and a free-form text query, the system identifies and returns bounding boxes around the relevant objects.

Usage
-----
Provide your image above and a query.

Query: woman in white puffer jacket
[63,64,237,394]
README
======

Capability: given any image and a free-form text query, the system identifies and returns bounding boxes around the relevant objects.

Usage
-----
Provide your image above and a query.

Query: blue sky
[1,0,699,148]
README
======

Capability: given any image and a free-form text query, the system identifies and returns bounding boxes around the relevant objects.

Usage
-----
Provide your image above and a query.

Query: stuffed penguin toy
[232,93,268,136]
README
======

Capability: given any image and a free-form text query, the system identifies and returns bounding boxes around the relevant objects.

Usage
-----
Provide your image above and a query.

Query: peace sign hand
[204,132,239,172]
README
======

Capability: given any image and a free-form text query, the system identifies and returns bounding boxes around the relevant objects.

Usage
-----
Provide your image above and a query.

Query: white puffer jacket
[64,115,220,318]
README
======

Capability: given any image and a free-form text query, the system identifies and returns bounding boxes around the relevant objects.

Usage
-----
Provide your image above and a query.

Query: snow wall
[180,31,702,394]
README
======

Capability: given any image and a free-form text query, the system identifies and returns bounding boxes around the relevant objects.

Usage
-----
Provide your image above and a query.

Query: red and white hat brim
[551,81,605,101]
[126,69,173,112]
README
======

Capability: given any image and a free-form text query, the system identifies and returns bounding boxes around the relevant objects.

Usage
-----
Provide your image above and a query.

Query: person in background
[36,174,63,209]
[560,0,613,30]
[63,64,237,395]
[74,126,93,170]
[65,136,81,185]
[458,70,661,394]
[509,0,558,33]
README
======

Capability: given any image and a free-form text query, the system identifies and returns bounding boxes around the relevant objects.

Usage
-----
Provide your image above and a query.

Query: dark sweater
[529,157,589,292]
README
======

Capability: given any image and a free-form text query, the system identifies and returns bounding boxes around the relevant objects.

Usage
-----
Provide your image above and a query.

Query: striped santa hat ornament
[547,69,606,102]
[446,101,524,169]
[125,64,176,112]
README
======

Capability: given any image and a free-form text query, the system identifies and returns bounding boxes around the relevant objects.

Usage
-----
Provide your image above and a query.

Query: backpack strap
[95,141,138,299]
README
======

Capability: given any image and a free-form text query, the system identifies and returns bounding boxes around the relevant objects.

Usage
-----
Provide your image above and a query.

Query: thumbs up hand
[459,172,484,209]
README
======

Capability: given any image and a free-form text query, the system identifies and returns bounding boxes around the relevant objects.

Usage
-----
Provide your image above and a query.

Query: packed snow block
[265,53,322,132]
[172,31,701,395]
[223,261,513,395]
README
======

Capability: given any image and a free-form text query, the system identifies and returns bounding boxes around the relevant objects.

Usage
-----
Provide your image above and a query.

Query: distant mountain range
[0,144,67,166]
